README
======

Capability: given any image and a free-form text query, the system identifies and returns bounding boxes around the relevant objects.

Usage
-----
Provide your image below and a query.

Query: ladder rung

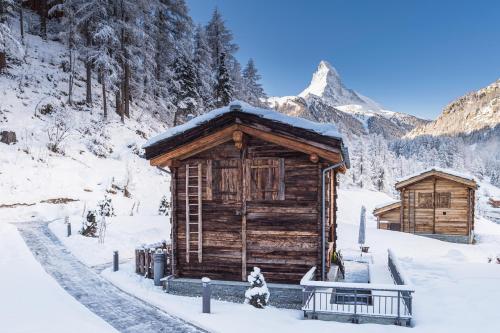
[188,186,199,188]
[188,176,199,178]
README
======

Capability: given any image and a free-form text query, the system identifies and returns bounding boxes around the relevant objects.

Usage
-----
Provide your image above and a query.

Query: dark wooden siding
[173,137,325,284]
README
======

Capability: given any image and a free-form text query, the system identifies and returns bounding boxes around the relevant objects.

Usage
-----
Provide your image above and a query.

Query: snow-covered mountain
[407,79,500,138]
[267,61,428,139]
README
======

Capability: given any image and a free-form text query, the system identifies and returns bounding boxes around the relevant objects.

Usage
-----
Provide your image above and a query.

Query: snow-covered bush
[158,195,170,216]
[97,196,115,217]
[80,210,98,237]
[245,267,270,308]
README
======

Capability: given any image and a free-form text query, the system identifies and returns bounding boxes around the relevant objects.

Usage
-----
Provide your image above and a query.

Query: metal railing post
[396,291,401,325]
[353,289,358,323]
[312,288,316,319]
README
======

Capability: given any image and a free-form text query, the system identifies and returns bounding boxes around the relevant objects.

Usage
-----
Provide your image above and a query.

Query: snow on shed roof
[374,199,401,211]
[395,167,478,189]
[143,101,342,148]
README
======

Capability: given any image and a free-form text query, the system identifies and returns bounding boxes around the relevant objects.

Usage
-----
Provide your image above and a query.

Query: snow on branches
[245,267,270,309]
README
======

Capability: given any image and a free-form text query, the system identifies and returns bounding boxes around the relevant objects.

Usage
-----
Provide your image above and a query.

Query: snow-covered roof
[374,199,401,211]
[395,167,478,189]
[143,101,342,148]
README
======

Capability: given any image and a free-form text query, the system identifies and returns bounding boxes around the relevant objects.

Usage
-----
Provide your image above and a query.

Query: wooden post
[241,152,248,281]
[171,167,177,276]
[400,189,405,232]
[432,177,436,234]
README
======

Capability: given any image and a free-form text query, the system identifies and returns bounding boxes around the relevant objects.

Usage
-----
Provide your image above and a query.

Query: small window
[436,192,451,208]
[247,158,285,201]
[418,192,433,209]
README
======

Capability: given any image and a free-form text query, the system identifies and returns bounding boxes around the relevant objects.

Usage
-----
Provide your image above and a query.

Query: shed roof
[395,168,478,190]
[144,101,349,168]
[373,200,401,216]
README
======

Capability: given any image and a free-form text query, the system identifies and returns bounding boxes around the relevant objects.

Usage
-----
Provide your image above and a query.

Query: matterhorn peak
[299,60,380,110]
[299,60,342,99]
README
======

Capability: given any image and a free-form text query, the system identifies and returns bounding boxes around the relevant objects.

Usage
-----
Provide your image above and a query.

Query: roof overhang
[145,111,348,171]
[395,169,478,190]
[373,201,401,216]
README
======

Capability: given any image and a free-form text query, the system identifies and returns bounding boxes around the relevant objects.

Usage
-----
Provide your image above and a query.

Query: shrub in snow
[97,196,115,217]
[245,267,270,309]
[158,195,170,216]
[81,210,98,237]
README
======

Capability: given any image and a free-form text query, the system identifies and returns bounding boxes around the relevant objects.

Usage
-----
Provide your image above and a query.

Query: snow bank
[0,224,116,332]
[144,100,342,148]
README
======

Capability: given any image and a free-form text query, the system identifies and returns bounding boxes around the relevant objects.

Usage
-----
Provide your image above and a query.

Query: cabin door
[210,159,245,280]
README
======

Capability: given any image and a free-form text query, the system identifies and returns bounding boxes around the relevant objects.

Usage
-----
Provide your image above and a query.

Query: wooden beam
[150,124,239,166]
[241,150,248,281]
[238,125,342,166]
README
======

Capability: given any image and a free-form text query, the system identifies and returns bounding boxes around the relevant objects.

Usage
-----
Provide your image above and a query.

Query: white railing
[301,252,414,325]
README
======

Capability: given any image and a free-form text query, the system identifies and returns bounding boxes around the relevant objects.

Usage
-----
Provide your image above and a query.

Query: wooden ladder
[186,163,202,263]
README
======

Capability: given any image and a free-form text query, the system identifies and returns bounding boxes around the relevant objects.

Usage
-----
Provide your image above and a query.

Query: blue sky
[187,0,500,119]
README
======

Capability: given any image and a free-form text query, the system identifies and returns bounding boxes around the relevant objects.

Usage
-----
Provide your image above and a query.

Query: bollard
[153,250,165,286]
[66,222,71,237]
[202,277,211,314]
[113,251,119,272]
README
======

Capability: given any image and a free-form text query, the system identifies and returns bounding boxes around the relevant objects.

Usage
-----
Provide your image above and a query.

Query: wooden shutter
[212,159,241,202]
[248,158,285,201]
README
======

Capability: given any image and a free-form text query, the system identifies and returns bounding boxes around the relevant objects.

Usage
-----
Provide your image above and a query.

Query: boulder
[0,131,17,145]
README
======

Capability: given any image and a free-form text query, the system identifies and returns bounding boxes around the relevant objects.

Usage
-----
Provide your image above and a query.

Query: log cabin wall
[377,208,401,230]
[400,176,474,236]
[173,137,327,284]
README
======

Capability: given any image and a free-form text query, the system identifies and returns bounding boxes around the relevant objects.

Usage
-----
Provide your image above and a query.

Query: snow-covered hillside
[0,27,169,222]
[407,79,500,138]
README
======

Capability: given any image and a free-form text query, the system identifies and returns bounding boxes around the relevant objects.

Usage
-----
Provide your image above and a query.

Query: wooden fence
[135,241,172,279]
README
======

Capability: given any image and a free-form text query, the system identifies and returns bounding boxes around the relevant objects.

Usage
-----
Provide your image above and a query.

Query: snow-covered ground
[0,223,117,333]
[44,187,500,333]
[49,215,170,267]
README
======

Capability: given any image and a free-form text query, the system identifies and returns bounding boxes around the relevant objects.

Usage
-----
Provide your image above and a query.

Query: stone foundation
[417,233,473,244]
[166,277,303,309]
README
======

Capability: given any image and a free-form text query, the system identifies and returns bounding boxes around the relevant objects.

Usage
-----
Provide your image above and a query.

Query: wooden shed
[374,169,477,243]
[373,201,401,231]
[144,102,350,284]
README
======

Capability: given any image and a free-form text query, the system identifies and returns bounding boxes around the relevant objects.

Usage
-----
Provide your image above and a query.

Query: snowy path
[16,222,206,333]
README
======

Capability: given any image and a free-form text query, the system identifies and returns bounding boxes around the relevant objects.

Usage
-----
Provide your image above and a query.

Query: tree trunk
[0,52,6,72]
[20,6,24,43]
[40,0,47,40]
[86,61,92,105]
[115,90,124,123]
[68,50,73,105]
[101,72,107,119]
[85,30,92,105]
[124,62,130,118]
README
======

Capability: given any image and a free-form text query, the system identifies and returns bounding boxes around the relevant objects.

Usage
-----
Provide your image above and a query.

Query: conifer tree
[242,58,266,106]
[214,52,232,107]
[172,54,200,125]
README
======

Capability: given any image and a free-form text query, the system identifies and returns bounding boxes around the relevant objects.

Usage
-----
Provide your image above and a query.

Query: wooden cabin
[373,201,401,231]
[374,169,477,243]
[144,102,349,284]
